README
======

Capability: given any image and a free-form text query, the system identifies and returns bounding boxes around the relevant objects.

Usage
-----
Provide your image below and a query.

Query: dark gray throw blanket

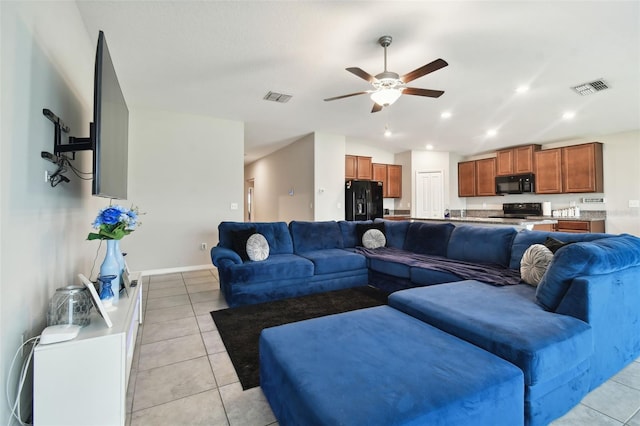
[355,247,522,286]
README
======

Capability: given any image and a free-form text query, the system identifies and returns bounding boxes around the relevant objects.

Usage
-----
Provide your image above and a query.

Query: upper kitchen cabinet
[534,142,603,194]
[458,158,496,197]
[534,148,563,194]
[562,142,603,193]
[345,155,372,180]
[372,163,402,198]
[458,161,476,197]
[496,144,541,176]
[475,158,496,196]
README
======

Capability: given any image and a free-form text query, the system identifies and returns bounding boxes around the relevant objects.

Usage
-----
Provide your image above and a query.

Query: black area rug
[210,286,388,390]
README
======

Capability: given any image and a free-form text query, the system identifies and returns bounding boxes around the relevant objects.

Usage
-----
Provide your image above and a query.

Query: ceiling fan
[324,35,448,113]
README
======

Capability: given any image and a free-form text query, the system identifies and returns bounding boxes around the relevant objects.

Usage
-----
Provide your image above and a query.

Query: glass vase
[99,239,120,306]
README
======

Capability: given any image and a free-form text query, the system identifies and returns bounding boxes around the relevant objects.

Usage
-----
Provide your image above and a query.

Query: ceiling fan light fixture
[371,88,402,106]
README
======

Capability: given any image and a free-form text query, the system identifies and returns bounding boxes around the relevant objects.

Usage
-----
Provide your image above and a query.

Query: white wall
[345,138,395,163]
[244,134,314,222]
[314,133,345,221]
[1,2,106,422]
[125,108,244,272]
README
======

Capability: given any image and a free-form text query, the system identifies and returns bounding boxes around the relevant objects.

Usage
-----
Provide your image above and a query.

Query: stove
[489,203,542,219]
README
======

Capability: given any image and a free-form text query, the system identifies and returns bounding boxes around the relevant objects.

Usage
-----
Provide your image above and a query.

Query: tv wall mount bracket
[42,108,94,159]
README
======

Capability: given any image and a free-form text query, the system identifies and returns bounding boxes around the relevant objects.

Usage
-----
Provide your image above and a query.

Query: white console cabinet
[34,281,142,426]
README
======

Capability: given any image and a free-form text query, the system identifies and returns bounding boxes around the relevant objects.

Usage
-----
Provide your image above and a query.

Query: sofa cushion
[521,244,553,286]
[290,221,344,253]
[389,282,593,386]
[338,220,372,248]
[509,230,610,270]
[299,249,367,275]
[220,253,313,285]
[403,222,455,256]
[369,257,411,279]
[260,306,524,426]
[536,234,640,311]
[374,219,410,249]
[218,222,294,255]
[448,225,516,268]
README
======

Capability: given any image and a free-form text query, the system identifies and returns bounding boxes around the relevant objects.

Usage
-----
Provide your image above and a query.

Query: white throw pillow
[246,233,269,261]
[520,244,554,286]
[362,229,386,249]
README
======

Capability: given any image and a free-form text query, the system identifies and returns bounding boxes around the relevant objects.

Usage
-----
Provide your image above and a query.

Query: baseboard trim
[139,264,214,277]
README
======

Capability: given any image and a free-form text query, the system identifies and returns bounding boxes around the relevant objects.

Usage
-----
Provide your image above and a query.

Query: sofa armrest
[211,246,242,267]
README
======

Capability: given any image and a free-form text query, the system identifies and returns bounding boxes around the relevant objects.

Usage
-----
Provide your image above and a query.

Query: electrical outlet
[630,200,640,208]
[230,203,238,210]
[45,170,50,183]
[200,242,207,251]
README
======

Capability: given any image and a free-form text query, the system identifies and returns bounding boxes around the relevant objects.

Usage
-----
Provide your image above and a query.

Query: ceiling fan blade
[403,87,445,98]
[371,103,383,113]
[401,58,448,83]
[346,67,378,83]
[324,91,369,102]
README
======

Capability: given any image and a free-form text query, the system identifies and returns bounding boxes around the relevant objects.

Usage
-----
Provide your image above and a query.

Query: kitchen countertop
[411,216,558,230]
[527,216,606,222]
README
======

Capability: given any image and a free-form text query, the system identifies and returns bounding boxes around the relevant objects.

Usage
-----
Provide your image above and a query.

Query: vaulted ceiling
[76,1,640,163]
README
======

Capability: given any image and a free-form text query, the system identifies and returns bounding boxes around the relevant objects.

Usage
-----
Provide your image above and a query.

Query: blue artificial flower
[100,206,124,225]
[88,205,143,240]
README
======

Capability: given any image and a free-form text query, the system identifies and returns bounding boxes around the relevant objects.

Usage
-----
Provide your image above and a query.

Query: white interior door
[416,171,444,218]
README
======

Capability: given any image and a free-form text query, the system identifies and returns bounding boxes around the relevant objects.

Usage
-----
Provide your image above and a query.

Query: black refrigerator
[345,180,384,221]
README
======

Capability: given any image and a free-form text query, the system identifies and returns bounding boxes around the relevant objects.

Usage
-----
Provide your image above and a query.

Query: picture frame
[78,274,113,328]
[123,261,132,288]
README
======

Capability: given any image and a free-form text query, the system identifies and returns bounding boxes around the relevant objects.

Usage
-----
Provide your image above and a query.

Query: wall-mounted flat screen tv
[92,30,128,200]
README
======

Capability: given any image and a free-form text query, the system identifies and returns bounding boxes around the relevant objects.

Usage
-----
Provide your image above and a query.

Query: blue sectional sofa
[211,219,640,425]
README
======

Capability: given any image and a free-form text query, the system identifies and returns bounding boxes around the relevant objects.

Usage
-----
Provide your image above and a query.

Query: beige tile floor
[126,270,640,426]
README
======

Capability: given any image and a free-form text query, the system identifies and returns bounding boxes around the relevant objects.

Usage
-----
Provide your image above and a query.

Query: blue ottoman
[260,306,524,426]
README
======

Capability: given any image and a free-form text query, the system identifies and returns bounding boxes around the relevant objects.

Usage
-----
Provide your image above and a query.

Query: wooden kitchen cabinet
[562,142,603,193]
[534,148,563,194]
[372,163,402,198]
[386,164,402,198]
[495,145,530,176]
[496,144,540,176]
[345,155,372,180]
[458,158,495,197]
[372,163,386,183]
[555,219,605,233]
[496,149,514,176]
[458,161,476,197]
[475,158,496,196]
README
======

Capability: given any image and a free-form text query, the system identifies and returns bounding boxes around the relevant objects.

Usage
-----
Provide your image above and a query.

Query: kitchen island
[411,216,558,231]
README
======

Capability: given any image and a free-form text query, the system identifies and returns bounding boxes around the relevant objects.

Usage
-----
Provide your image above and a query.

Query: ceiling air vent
[572,79,609,96]
[263,91,292,103]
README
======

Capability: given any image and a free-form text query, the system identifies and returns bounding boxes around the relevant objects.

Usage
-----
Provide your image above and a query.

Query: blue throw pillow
[543,237,575,254]
[403,222,455,257]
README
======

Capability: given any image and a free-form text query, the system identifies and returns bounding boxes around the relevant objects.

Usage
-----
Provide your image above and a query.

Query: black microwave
[495,174,535,194]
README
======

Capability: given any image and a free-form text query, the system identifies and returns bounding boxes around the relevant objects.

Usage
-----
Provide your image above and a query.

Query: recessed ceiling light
[426,144,434,150]
[562,111,576,120]
[440,111,452,119]
[486,129,498,137]
[515,85,529,94]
